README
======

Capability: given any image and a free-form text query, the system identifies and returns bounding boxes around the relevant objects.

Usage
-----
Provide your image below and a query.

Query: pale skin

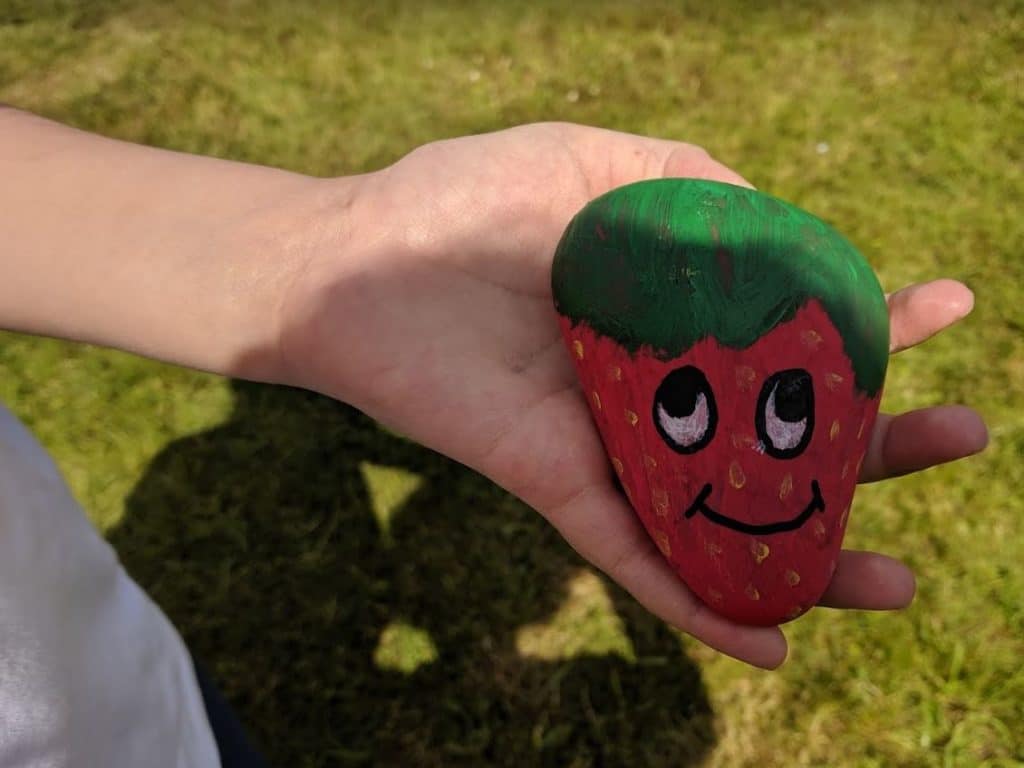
[0,108,988,669]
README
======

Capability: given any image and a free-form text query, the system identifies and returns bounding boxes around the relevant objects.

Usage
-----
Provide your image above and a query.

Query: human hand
[278,123,988,668]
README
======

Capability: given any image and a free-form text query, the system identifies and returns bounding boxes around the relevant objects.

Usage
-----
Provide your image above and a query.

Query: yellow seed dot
[573,340,584,359]
[857,417,866,440]
[643,454,657,470]
[750,540,770,564]
[707,588,723,603]
[609,365,622,381]
[654,531,671,557]
[841,460,850,479]
[732,433,758,451]
[623,483,634,506]
[786,605,804,620]
[611,457,624,476]
[826,372,844,391]
[704,540,722,558]
[779,472,793,500]
[745,583,761,601]
[729,461,746,489]
[813,519,827,540]
[591,390,602,411]
[801,329,823,349]
[785,569,801,586]
[830,419,841,441]
[625,409,639,427]
[856,453,864,476]
[735,365,757,391]
[651,487,669,517]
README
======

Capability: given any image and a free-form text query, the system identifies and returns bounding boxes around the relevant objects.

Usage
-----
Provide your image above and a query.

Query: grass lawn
[1,1,1022,765]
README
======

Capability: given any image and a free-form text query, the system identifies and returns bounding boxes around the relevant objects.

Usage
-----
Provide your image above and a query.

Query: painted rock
[551,179,889,626]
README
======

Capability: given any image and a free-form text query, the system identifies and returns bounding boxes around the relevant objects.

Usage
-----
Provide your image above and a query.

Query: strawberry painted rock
[552,179,889,626]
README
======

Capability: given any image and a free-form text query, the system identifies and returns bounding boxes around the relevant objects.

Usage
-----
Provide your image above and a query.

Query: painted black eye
[653,366,717,453]
[756,369,814,459]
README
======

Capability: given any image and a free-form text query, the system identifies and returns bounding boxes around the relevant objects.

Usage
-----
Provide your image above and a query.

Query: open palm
[281,123,987,667]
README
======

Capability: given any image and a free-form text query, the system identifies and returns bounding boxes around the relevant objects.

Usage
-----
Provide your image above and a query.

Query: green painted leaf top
[552,179,889,395]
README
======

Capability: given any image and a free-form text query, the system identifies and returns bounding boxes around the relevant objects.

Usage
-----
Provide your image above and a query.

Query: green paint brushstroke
[552,179,890,395]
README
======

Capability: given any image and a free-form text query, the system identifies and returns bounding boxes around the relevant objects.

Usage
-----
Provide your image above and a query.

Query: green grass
[1,1,1022,765]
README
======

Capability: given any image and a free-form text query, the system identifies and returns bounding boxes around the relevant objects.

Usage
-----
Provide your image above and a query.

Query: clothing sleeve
[0,404,221,768]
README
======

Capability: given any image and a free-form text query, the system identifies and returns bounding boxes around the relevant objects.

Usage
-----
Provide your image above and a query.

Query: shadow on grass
[109,381,714,767]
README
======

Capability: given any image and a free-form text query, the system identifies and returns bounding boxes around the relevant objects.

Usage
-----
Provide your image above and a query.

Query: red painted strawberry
[552,179,889,626]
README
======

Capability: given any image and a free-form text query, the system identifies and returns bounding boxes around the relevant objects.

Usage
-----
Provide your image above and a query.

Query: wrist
[220,174,361,386]
[269,173,370,395]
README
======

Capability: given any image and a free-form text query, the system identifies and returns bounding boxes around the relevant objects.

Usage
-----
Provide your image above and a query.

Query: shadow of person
[109,380,716,767]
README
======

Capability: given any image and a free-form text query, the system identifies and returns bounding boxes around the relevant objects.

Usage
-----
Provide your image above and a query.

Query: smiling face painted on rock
[560,301,881,625]
[660,363,823,535]
[648,302,861,544]
[552,179,890,625]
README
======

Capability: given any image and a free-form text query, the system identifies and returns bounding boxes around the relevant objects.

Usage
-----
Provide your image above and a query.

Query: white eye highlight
[656,392,710,449]
[653,366,717,454]
[756,369,814,459]
[763,382,807,451]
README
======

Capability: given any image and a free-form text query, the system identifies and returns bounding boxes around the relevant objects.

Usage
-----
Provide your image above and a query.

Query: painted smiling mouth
[683,480,825,535]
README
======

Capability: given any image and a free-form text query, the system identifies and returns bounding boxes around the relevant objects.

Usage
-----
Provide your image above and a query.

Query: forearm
[0,106,352,381]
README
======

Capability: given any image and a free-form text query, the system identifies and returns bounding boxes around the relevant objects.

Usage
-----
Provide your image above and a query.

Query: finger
[887,279,975,353]
[560,123,755,192]
[817,550,916,609]
[546,482,788,669]
[860,405,988,482]
[660,144,755,190]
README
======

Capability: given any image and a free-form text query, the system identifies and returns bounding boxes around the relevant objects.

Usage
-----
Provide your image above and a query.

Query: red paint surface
[560,300,882,625]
